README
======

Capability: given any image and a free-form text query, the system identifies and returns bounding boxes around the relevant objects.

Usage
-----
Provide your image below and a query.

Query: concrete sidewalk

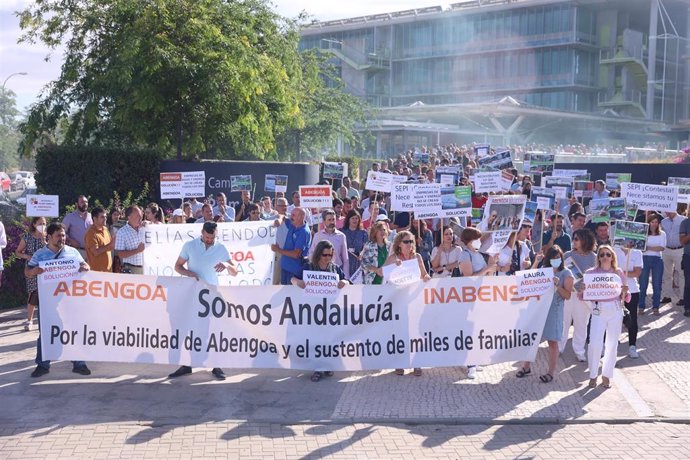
[1,301,689,458]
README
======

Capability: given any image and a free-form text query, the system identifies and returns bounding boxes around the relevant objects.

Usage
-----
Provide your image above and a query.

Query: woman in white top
[614,244,643,359]
[430,226,463,278]
[638,213,666,316]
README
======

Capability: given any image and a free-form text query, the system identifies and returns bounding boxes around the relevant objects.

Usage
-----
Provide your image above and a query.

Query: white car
[16,187,37,206]
[16,171,36,188]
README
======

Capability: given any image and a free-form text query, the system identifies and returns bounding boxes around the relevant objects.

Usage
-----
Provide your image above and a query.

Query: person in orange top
[84,206,115,272]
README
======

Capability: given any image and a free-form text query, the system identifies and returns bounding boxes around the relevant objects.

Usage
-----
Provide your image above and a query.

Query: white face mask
[36,225,46,234]
[470,239,481,250]
[550,258,562,269]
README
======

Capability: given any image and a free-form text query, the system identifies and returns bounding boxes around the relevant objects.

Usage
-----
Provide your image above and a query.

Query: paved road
[1,297,689,458]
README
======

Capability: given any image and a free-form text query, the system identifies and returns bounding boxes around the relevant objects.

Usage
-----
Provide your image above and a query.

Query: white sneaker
[629,345,639,359]
[24,321,33,331]
[575,353,586,362]
[467,366,477,379]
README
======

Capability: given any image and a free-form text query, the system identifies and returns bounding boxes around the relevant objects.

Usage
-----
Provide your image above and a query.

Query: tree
[17,0,308,160]
[0,88,22,171]
[275,50,372,161]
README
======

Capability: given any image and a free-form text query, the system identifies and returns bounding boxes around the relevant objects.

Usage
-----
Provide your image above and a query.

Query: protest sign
[143,221,276,286]
[668,177,690,203]
[552,169,588,178]
[471,208,483,226]
[474,171,502,193]
[299,185,332,209]
[383,259,422,285]
[391,183,416,212]
[413,183,442,218]
[484,229,513,255]
[608,198,626,221]
[620,182,678,212]
[303,271,340,299]
[230,175,252,192]
[322,162,347,180]
[480,195,526,232]
[582,273,622,301]
[516,267,554,297]
[477,149,513,171]
[573,181,593,199]
[543,176,573,199]
[523,201,538,226]
[625,202,638,221]
[38,258,81,285]
[523,152,555,174]
[564,257,583,282]
[264,174,288,193]
[500,170,514,191]
[590,198,610,223]
[605,173,631,191]
[440,185,472,218]
[413,151,430,164]
[474,143,491,157]
[530,187,556,211]
[613,220,648,251]
[26,194,59,217]
[38,273,554,370]
[160,171,206,199]
[435,166,461,187]
[366,171,395,193]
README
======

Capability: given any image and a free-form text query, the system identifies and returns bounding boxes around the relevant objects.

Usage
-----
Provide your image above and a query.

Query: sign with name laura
[142,221,276,286]
[391,184,416,212]
[668,177,690,203]
[299,185,332,209]
[620,182,678,212]
[413,183,442,218]
[37,273,554,370]
[264,174,288,193]
[516,267,554,298]
[322,162,347,180]
[160,171,206,199]
[366,171,395,193]
[38,258,80,284]
[383,259,422,285]
[230,175,252,192]
[303,271,339,298]
[26,194,59,217]
[582,273,622,301]
[474,171,502,193]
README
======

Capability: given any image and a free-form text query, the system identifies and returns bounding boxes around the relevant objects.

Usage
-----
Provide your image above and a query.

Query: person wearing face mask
[15,217,48,331]
[516,246,573,383]
[459,227,498,379]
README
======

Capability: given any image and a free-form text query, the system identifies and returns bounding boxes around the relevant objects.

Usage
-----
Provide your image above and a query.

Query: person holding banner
[26,222,91,378]
[638,214,666,316]
[579,245,629,389]
[560,228,597,361]
[516,245,573,383]
[168,221,238,381]
[291,240,350,382]
[15,217,47,330]
[384,231,430,377]
[430,226,463,278]
[361,221,391,285]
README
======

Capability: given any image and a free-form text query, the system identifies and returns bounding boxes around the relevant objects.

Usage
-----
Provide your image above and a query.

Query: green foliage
[17,0,308,160]
[0,88,22,171]
[323,155,361,182]
[35,146,164,213]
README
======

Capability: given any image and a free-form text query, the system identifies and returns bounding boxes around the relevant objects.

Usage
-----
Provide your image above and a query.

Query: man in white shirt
[661,205,687,306]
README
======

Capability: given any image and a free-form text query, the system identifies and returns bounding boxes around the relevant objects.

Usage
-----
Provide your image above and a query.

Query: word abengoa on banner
[38,273,554,371]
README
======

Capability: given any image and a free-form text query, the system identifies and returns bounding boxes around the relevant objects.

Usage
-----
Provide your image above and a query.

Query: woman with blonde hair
[360,221,391,285]
[383,230,430,377]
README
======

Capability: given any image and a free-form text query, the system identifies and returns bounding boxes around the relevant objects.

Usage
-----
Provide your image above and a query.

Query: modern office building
[300,0,690,156]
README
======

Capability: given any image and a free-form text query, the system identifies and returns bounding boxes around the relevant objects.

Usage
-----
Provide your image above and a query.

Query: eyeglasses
[321,253,334,258]
[598,253,612,258]
[401,240,414,244]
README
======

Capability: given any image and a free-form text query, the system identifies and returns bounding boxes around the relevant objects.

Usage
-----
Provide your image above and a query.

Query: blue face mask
[550,258,562,269]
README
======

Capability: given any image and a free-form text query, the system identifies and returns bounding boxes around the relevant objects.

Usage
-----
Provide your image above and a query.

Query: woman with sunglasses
[430,226,463,278]
[361,221,391,285]
[560,228,597,361]
[516,245,574,382]
[638,213,666,316]
[291,240,350,382]
[579,245,629,389]
[614,242,643,359]
[384,230,431,377]
[341,210,368,279]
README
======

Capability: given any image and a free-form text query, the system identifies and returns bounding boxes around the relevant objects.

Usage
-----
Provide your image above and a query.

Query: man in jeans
[26,223,91,378]
[661,205,686,307]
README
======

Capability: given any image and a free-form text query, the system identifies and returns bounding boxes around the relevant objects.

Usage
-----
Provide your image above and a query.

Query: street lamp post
[2,72,28,91]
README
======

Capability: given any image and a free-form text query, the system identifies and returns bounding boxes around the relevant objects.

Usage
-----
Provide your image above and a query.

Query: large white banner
[38,273,554,371]
[142,221,275,286]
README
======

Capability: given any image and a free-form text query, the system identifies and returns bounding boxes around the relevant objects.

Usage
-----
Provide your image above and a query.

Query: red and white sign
[299,185,332,209]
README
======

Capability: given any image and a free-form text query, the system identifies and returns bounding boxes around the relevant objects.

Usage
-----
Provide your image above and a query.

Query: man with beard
[542,213,572,253]
[308,209,349,276]
[26,222,91,378]
[63,195,93,260]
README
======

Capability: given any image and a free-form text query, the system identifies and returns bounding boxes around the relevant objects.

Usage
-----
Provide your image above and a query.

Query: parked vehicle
[9,172,25,191]
[0,172,10,192]
[16,186,37,206]
[15,171,36,189]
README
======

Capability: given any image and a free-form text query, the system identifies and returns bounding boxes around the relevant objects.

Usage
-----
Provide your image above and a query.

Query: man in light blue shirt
[212,192,235,222]
[169,221,238,380]
[26,222,91,378]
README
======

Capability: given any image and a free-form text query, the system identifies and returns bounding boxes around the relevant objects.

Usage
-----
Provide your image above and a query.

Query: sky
[0,0,449,114]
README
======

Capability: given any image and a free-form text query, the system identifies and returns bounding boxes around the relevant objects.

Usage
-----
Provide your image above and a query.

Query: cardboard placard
[620,182,678,212]
[26,194,59,217]
[299,185,332,209]
[160,171,206,199]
